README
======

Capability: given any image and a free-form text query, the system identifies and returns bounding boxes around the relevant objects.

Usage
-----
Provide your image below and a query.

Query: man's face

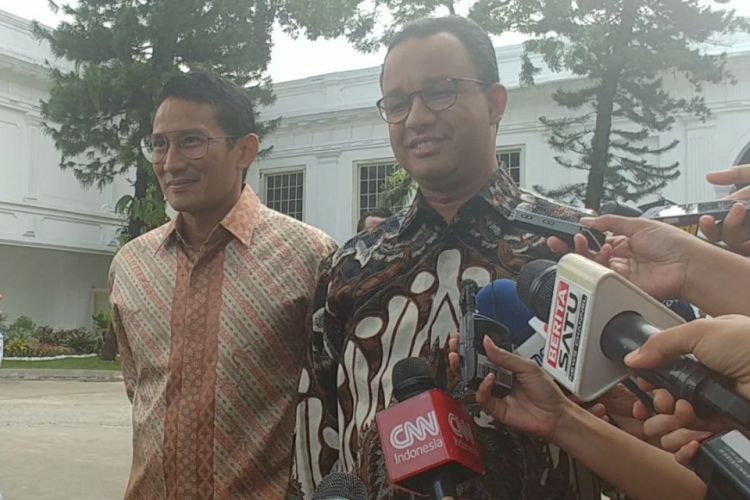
[151,97,257,216]
[381,33,507,191]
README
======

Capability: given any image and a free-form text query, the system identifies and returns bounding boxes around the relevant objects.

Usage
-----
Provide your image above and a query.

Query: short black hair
[357,207,393,232]
[380,16,499,88]
[157,70,257,137]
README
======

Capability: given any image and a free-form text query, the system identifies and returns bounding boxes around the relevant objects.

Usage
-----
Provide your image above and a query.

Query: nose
[404,94,437,130]
[161,141,186,173]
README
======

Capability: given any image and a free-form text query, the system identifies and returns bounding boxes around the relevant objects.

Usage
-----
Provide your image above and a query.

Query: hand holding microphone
[699,165,750,255]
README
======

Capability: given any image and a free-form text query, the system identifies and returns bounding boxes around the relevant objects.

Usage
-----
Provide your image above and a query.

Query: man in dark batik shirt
[290,16,602,500]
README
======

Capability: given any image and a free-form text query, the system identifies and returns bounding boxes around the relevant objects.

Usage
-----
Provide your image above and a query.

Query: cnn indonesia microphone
[517,254,750,427]
[375,357,484,499]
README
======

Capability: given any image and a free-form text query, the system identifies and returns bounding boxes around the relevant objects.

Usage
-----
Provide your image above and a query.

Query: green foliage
[59,328,101,355]
[380,165,415,211]
[6,316,38,340]
[91,312,111,331]
[34,0,285,242]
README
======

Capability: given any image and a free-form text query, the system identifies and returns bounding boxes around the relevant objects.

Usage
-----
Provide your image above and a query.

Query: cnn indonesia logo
[389,411,476,464]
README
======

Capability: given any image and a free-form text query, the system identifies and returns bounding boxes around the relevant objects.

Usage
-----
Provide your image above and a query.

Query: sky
[1,0,749,83]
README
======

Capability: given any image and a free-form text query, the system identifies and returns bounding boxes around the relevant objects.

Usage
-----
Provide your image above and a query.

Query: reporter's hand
[699,202,750,256]
[625,315,750,400]
[578,215,695,300]
[475,336,570,440]
[706,165,750,201]
[699,166,750,255]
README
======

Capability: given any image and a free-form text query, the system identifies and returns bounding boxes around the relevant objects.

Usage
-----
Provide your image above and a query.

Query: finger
[482,336,539,374]
[588,402,608,420]
[675,440,702,467]
[719,203,748,248]
[636,377,655,393]
[673,399,699,428]
[580,215,653,237]
[727,184,750,201]
[624,320,709,369]
[661,428,714,453]
[643,414,683,438]
[476,372,505,421]
[698,215,721,243]
[448,335,459,353]
[706,166,750,186]
[547,236,572,255]
[448,352,461,377]
[572,232,591,255]
[633,400,652,421]
[652,389,677,414]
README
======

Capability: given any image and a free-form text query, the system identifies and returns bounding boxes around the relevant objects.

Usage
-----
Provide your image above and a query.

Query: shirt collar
[154,185,260,254]
[398,167,522,236]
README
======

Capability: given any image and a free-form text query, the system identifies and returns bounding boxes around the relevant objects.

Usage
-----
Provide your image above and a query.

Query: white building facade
[0,11,131,329]
[1,7,750,327]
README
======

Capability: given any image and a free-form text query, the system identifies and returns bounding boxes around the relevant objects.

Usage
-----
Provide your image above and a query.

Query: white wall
[0,244,112,328]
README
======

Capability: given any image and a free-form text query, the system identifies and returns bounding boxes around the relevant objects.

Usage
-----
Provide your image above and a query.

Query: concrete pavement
[0,380,131,500]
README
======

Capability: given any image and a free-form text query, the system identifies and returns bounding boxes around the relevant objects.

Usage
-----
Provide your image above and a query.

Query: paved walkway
[0,380,131,500]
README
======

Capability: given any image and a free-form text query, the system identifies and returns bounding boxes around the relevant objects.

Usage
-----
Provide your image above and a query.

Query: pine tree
[33,0,280,242]
[476,0,749,208]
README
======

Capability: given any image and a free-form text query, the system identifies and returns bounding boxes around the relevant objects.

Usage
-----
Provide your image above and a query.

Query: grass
[1,357,121,371]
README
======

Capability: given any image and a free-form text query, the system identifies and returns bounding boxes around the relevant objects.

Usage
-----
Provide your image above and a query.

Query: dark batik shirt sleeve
[289,253,346,499]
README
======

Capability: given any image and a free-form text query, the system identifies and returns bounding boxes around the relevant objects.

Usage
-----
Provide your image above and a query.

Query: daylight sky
[1,0,749,82]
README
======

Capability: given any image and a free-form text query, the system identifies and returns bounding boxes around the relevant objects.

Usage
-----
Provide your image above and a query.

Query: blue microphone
[476,278,535,345]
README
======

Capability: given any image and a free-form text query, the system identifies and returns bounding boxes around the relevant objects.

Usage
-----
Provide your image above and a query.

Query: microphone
[599,200,643,217]
[475,278,546,366]
[375,357,485,499]
[517,255,750,426]
[312,471,368,500]
[459,280,514,398]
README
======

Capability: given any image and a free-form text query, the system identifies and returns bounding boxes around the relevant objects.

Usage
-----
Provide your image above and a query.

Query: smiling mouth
[408,137,444,155]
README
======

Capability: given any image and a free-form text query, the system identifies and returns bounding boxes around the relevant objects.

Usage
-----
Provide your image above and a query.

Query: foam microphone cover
[312,471,368,500]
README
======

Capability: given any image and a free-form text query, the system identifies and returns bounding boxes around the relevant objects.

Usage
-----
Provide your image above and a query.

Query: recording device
[312,471,368,500]
[695,430,750,500]
[641,199,750,235]
[518,255,750,427]
[375,357,485,498]
[508,194,607,250]
[459,280,514,398]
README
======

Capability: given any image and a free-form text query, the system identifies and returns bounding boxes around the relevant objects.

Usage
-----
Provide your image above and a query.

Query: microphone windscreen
[392,357,434,402]
[518,259,557,320]
[476,279,534,343]
[312,471,368,500]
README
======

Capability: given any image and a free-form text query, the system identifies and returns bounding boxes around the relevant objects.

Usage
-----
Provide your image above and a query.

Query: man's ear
[486,83,508,125]
[237,133,260,171]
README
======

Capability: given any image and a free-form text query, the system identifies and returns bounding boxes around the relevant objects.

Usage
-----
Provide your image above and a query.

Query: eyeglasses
[140,132,241,163]
[376,77,489,124]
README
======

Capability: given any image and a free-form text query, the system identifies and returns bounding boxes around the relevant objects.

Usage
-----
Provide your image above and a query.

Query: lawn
[1,357,121,371]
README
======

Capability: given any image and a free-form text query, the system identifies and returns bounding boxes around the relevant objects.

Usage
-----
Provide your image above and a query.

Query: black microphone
[375,357,484,499]
[312,471,368,500]
[518,256,750,427]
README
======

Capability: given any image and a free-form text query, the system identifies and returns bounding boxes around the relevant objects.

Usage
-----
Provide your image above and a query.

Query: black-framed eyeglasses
[376,77,489,124]
[140,131,241,163]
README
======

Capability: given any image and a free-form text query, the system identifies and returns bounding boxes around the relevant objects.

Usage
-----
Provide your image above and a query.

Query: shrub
[6,316,37,340]
[33,326,63,345]
[5,337,34,357]
[60,328,100,354]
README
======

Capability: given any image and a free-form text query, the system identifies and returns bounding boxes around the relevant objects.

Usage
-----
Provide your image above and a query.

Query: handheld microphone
[375,358,485,499]
[459,280,513,398]
[475,278,546,366]
[312,471,368,500]
[518,255,750,427]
